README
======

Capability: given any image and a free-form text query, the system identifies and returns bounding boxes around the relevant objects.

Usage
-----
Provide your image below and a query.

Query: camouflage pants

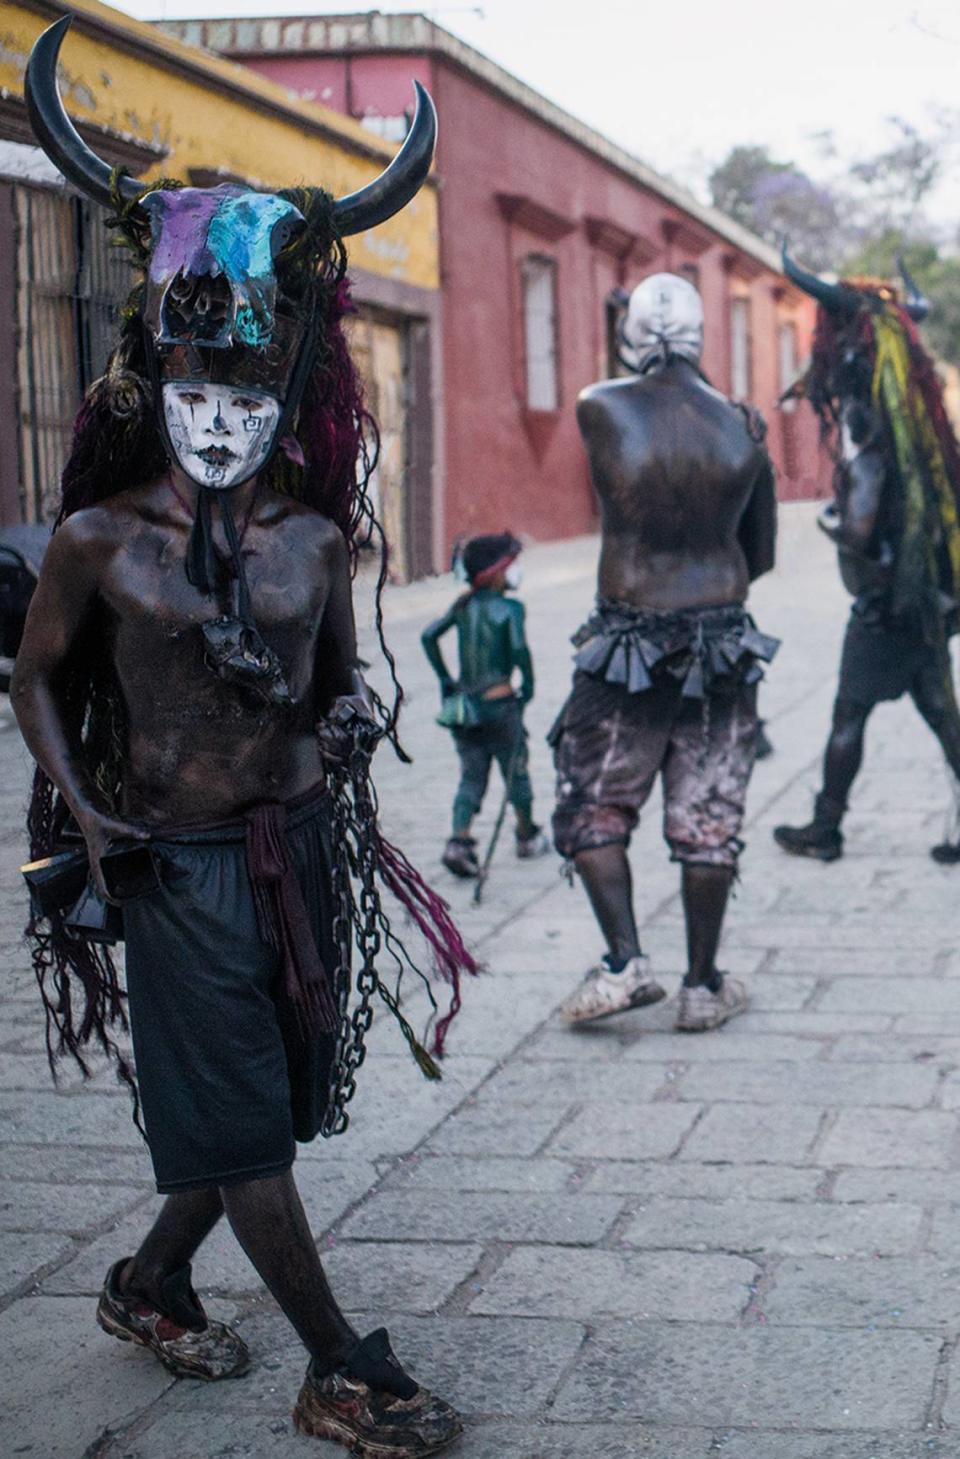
[551,670,758,867]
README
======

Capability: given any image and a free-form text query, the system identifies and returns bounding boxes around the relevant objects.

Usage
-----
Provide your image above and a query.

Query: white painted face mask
[505,560,523,589]
[162,382,282,489]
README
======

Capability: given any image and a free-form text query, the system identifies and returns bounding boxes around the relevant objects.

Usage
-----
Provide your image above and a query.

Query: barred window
[730,295,752,402]
[522,255,559,411]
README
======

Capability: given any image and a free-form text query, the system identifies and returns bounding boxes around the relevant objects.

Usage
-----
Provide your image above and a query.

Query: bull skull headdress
[26,14,436,703]
[781,241,930,324]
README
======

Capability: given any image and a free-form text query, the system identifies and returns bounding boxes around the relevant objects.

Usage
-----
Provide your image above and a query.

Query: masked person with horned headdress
[550,273,778,1032]
[773,250,960,865]
[11,19,473,1456]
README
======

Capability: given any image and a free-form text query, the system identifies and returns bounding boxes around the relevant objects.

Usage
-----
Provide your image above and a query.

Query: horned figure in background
[773,243,960,865]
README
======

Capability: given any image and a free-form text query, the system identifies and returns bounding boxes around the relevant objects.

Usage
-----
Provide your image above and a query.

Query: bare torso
[14,474,356,828]
[577,360,775,611]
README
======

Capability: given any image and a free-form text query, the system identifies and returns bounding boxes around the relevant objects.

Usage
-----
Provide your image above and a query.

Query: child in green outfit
[422,532,550,877]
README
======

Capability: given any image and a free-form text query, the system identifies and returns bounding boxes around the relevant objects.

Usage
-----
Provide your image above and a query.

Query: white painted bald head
[622,272,704,373]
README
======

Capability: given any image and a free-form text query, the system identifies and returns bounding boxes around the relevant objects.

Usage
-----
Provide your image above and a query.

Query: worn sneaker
[293,1327,463,1457]
[675,976,748,1033]
[773,819,843,862]
[559,954,666,1026]
[96,1258,250,1381]
[516,827,551,859]
[442,836,479,878]
[931,841,960,864]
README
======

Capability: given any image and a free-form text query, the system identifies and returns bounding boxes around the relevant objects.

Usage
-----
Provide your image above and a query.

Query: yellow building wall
[0,0,439,290]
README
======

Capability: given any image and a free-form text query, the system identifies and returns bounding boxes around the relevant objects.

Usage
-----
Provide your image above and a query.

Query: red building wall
[243,46,830,555]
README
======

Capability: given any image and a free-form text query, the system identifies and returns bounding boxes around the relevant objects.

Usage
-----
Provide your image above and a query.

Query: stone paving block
[706,1432,950,1459]
[472,1058,671,1107]
[0,1089,144,1146]
[935,1070,960,1109]
[0,1178,145,1234]
[323,1240,483,1313]
[469,1244,754,1321]
[769,945,946,977]
[302,1054,493,1165]
[896,1013,960,1034]
[829,1035,960,1064]
[744,977,818,1011]
[582,1160,821,1201]
[102,1412,327,1459]
[0,1296,173,1457]
[547,1101,701,1160]
[550,1321,939,1430]
[521,1025,640,1062]
[340,1189,623,1245]
[0,1142,153,1186]
[679,1104,823,1164]
[727,922,947,949]
[620,1196,922,1257]
[739,1011,896,1036]
[422,1103,567,1157]
[936,1343,960,1424]
[289,1157,380,1231]
[818,978,960,1014]
[763,1255,960,1329]
[674,1060,939,1109]
[0,1229,76,1299]
[620,1031,829,1062]
[382,1154,575,1194]
[428,1425,710,1459]
[921,1207,960,1259]
[818,1109,957,1169]
[833,1168,960,1205]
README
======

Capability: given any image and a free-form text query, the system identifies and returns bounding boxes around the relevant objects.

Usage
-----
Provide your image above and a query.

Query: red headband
[471,550,519,587]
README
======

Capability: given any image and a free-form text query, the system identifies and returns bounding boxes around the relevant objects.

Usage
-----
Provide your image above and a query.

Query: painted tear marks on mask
[162,382,281,490]
[142,187,306,350]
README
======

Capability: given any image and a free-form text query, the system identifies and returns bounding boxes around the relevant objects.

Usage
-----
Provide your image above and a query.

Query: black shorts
[124,788,337,1194]
[838,610,934,705]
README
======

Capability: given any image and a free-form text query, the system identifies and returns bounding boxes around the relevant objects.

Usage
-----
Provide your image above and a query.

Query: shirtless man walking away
[551,273,778,1032]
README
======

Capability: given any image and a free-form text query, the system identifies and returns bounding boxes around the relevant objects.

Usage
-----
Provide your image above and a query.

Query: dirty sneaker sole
[772,829,843,862]
[96,1300,251,1382]
[675,992,749,1034]
[293,1400,464,1456]
[564,982,667,1026]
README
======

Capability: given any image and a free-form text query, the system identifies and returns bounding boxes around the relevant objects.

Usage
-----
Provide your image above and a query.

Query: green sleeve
[421,606,457,690]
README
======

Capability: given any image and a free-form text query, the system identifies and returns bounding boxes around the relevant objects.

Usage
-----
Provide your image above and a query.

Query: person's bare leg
[574,843,641,965]
[220,1169,357,1369]
[121,1187,224,1322]
[681,863,734,988]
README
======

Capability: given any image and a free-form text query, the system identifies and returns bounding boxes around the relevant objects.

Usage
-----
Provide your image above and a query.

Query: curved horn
[25,16,142,210]
[781,240,860,318]
[333,81,437,236]
[897,254,931,323]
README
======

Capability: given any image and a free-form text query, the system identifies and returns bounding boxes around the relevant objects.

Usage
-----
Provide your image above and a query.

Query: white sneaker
[675,976,748,1033]
[559,955,666,1026]
[516,828,551,859]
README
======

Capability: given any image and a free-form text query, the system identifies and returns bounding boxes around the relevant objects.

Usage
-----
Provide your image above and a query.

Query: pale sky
[114,0,960,240]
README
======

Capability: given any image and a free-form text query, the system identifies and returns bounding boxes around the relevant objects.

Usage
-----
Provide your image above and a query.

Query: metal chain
[320,724,384,1136]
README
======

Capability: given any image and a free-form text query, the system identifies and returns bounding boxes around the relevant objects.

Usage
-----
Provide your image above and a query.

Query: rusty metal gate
[15,186,133,522]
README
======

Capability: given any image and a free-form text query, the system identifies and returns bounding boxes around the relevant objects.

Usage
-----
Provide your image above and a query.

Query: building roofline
[158,8,782,275]
[17,0,421,171]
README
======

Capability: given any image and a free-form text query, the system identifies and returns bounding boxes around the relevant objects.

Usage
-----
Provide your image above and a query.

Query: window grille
[522,255,559,411]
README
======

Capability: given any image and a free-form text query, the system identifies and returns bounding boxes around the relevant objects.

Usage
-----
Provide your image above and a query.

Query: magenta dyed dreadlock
[26,188,476,1113]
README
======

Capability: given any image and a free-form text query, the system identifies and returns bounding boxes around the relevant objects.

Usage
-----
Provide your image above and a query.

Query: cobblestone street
[4,503,960,1457]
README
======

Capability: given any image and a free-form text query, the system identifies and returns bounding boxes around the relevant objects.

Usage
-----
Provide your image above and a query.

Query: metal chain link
[320,723,385,1136]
